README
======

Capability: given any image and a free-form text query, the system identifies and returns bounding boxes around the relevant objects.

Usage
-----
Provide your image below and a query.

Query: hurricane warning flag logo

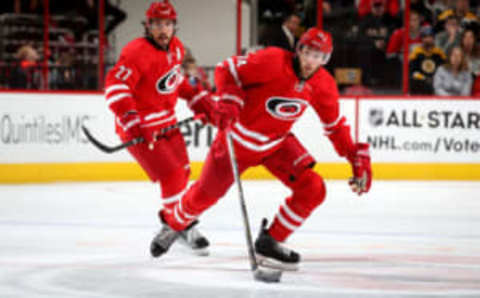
[265,97,308,121]
[156,65,183,94]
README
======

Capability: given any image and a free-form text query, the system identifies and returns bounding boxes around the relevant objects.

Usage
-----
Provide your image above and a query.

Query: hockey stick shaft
[226,131,259,272]
[81,126,143,153]
[82,114,202,154]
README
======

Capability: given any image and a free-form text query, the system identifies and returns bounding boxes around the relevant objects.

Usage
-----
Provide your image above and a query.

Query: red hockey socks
[162,183,216,231]
[268,170,326,242]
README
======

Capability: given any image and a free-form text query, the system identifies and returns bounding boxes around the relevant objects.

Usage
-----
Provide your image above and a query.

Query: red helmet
[146,1,177,21]
[298,28,333,65]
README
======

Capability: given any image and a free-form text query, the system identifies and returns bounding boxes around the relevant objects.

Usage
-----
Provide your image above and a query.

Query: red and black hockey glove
[347,143,372,195]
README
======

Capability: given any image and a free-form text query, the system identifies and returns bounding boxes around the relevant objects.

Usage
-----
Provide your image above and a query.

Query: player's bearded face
[297,46,329,78]
[148,19,175,48]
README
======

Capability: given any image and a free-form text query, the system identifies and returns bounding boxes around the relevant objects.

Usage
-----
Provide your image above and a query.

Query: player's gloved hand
[347,143,372,196]
[118,111,142,139]
[213,100,241,130]
[142,118,186,150]
[189,92,217,126]
[141,124,163,149]
[119,111,169,149]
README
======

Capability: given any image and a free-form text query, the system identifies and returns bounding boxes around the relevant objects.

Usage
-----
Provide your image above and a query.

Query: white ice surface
[1,180,480,298]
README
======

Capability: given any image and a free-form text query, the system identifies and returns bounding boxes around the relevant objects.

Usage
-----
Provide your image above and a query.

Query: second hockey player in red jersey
[104,1,222,256]
[149,28,372,269]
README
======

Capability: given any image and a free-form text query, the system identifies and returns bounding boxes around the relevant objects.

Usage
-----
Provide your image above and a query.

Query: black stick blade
[82,126,114,153]
[81,126,141,154]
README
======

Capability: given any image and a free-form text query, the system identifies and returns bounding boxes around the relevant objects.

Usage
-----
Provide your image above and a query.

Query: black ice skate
[254,218,300,271]
[150,213,180,258]
[177,220,210,256]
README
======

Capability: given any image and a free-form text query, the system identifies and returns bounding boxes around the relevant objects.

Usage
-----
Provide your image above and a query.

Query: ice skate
[150,213,180,258]
[254,218,300,271]
[177,220,210,256]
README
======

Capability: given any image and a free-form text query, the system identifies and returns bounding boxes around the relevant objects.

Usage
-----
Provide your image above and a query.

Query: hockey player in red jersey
[149,28,372,269]
[104,1,219,256]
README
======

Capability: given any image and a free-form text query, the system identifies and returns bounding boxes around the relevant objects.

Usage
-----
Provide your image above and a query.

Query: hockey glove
[118,111,142,139]
[213,100,241,130]
[347,143,372,195]
[141,124,164,149]
[188,91,217,126]
[118,111,169,149]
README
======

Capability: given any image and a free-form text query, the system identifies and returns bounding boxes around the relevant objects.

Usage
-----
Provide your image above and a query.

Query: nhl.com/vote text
[367,135,480,154]
[366,107,480,154]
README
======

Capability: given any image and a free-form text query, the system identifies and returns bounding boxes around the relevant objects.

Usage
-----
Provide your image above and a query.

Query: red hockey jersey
[215,47,355,157]
[105,36,202,133]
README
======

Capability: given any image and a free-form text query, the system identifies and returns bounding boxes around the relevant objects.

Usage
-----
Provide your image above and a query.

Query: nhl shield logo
[369,108,384,127]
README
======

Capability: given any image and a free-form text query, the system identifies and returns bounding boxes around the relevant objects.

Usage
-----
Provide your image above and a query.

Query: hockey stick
[225,130,283,283]
[82,114,203,154]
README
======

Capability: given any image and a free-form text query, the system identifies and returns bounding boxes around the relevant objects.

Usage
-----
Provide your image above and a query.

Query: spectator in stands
[9,45,40,89]
[410,0,434,25]
[50,51,76,90]
[260,12,301,52]
[435,15,462,55]
[322,1,332,15]
[409,26,447,94]
[472,74,480,96]
[182,56,212,92]
[434,46,472,95]
[431,0,456,20]
[358,0,400,18]
[386,10,423,60]
[359,0,397,50]
[359,0,397,85]
[436,0,478,32]
[460,29,480,75]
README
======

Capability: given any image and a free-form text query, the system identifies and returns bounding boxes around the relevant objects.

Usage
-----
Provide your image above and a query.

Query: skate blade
[177,238,210,257]
[256,254,299,271]
[191,247,210,257]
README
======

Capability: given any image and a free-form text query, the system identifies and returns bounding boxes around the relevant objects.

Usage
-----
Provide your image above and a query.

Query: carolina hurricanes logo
[156,65,183,94]
[265,97,308,121]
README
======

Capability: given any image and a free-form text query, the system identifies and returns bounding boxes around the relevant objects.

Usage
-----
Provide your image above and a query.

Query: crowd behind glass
[1,0,479,96]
